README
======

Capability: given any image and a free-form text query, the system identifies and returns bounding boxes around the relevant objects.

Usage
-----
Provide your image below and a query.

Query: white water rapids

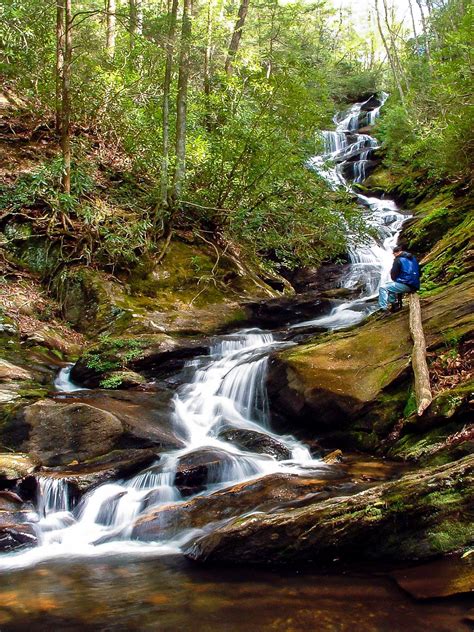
[0,95,408,569]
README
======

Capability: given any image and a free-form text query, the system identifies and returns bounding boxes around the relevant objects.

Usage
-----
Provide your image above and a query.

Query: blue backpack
[396,255,420,290]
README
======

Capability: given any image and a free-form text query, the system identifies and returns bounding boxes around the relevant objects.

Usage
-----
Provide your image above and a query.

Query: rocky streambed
[0,94,473,628]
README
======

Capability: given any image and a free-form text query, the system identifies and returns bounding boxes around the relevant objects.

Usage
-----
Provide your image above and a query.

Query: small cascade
[37,477,71,517]
[295,92,407,330]
[54,364,87,393]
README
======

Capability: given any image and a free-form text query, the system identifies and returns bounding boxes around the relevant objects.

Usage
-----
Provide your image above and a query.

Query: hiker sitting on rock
[379,245,420,312]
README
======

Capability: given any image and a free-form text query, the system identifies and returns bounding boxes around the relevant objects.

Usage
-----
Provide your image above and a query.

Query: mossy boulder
[186,454,474,565]
[70,333,208,388]
[267,276,473,448]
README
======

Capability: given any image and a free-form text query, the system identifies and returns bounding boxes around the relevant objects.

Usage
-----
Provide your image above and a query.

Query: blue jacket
[390,252,420,290]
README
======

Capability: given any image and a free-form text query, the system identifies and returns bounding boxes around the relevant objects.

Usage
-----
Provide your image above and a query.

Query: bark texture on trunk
[409,293,432,415]
[55,0,65,133]
[160,0,179,212]
[171,0,191,209]
[61,0,72,194]
[225,0,250,76]
[106,0,116,56]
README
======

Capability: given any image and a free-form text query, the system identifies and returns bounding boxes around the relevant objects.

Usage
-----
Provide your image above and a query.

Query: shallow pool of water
[0,555,470,631]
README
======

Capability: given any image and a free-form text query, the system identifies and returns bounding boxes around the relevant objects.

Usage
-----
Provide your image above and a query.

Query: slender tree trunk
[409,294,432,415]
[225,0,250,76]
[407,0,419,50]
[375,0,405,106]
[55,0,65,133]
[106,0,116,57]
[61,0,72,194]
[171,0,192,209]
[382,0,409,91]
[160,0,179,212]
[204,0,213,97]
[415,0,432,63]
[130,0,143,46]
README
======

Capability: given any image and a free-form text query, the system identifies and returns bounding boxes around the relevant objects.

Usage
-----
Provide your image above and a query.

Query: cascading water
[0,94,407,569]
[295,92,407,330]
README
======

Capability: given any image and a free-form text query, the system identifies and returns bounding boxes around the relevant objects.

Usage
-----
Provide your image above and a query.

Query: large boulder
[7,388,184,466]
[267,277,474,447]
[70,334,208,388]
[186,454,474,565]
[132,469,345,541]
[217,427,291,460]
[243,294,333,329]
[21,400,124,466]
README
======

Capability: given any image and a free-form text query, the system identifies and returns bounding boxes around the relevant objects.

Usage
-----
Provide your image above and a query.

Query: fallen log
[408,293,432,415]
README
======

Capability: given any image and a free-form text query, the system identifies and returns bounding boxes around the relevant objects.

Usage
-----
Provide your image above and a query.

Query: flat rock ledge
[186,454,474,565]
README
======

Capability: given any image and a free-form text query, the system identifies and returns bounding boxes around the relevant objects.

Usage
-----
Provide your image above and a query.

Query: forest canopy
[0,0,471,274]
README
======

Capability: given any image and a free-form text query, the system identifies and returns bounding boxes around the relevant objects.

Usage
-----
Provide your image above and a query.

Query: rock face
[22,400,124,466]
[186,454,474,565]
[267,278,474,447]
[243,294,333,329]
[217,427,291,460]
[5,390,184,466]
[133,470,343,541]
[70,334,208,388]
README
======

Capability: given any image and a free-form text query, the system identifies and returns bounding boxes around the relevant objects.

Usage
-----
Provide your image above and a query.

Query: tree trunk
[382,0,409,92]
[375,0,405,106]
[129,0,143,46]
[204,0,213,97]
[171,0,192,211]
[61,0,72,194]
[225,0,250,76]
[415,0,432,63]
[106,0,116,57]
[55,0,65,134]
[409,293,432,416]
[160,0,179,213]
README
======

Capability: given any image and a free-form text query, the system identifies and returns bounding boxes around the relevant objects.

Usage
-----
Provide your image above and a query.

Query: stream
[0,96,468,630]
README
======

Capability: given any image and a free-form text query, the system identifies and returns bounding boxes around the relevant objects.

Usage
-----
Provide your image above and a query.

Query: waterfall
[294,92,407,330]
[0,94,403,569]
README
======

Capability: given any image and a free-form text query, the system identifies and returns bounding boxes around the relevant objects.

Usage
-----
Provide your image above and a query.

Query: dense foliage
[375,0,473,185]
[0,0,376,273]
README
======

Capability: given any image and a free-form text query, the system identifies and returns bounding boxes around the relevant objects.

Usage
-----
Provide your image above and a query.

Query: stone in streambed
[242,293,333,329]
[186,454,474,565]
[0,523,37,552]
[38,448,158,495]
[20,400,124,466]
[217,427,291,460]
[391,554,474,599]
[173,447,243,496]
[133,471,342,541]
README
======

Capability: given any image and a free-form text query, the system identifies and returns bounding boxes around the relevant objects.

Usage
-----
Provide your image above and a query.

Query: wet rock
[186,454,474,565]
[20,400,124,466]
[0,453,38,483]
[0,523,37,552]
[392,555,474,599]
[4,389,184,466]
[217,427,291,460]
[70,334,208,388]
[173,448,241,495]
[133,470,341,541]
[243,294,333,329]
[267,277,474,447]
[360,96,382,111]
[285,263,351,294]
[59,390,185,452]
[39,448,158,494]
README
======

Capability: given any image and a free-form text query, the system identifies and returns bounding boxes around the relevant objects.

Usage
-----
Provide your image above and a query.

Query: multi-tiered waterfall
[0,95,407,569]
